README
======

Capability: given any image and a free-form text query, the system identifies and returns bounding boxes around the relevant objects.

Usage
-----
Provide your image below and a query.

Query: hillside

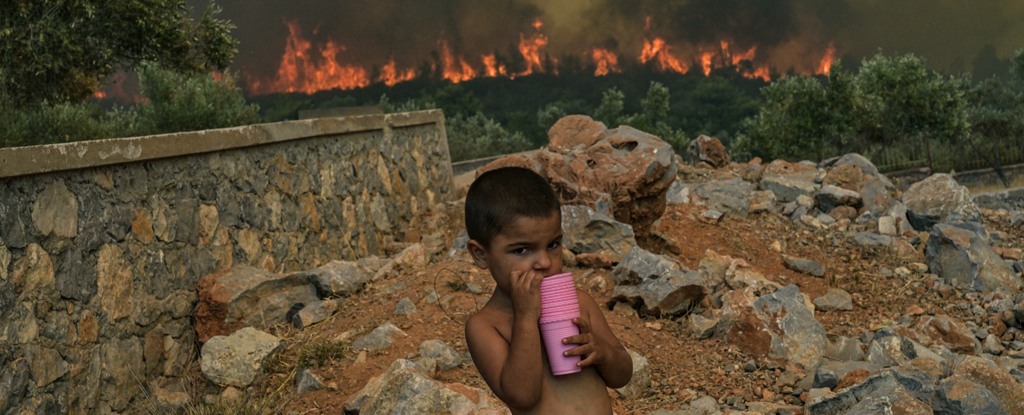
[180,119,1024,415]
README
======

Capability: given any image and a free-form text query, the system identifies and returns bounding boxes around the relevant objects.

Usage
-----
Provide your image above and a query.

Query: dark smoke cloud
[187,0,1024,84]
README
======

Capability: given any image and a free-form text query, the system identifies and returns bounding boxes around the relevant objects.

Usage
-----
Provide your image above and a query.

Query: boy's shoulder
[466,300,510,330]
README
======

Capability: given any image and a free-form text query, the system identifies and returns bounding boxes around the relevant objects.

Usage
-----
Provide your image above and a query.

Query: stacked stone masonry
[0,110,453,413]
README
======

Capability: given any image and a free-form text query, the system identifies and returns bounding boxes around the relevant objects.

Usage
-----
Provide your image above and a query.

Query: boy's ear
[466,239,490,270]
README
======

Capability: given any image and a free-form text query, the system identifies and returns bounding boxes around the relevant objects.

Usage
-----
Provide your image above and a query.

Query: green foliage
[678,78,762,147]
[1012,48,1024,82]
[0,0,238,105]
[735,53,970,164]
[445,112,533,162]
[261,94,314,122]
[594,88,626,127]
[593,82,689,154]
[129,63,260,135]
[0,64,259,148]
[0,99,109,148]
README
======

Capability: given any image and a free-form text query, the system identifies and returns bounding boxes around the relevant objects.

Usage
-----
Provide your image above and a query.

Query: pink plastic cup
[540,304,581,317]
[539,319,582,375]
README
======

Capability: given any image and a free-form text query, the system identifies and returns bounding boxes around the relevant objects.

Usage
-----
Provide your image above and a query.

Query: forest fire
[246,17,838,95]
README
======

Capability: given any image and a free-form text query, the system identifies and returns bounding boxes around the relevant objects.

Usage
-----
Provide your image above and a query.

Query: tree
[1013,48,1024,82]
[735,53,970,170]
[0,0,237,105]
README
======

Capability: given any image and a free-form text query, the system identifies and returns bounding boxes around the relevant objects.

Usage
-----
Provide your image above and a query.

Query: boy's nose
[534,251,551,270]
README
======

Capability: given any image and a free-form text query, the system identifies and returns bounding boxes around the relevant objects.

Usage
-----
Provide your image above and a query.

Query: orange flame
[640,38,689,73]
[518,18,549,76]
[700,51,714,76]
[817,43,836,75]
[251,19,370,94]
[592,48,620,76]
[482,54,507,77]
[379,58,416,86]
[440,41,476,83]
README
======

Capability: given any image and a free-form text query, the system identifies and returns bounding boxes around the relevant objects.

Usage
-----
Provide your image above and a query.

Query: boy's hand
[562,316,616,368]
[509,270,543,321]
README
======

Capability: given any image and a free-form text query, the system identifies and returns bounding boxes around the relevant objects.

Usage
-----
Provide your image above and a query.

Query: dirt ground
[187,196,1024,415]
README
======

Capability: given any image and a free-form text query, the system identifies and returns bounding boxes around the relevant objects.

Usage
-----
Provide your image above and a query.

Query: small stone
[782,255,825,277]
[813,288,854,312]
[200,327,283,388]
[813,368,838,390]
[418,340,461,371]
[904,305,926,316]
[296,368,324,394]
[393,298,417,316]
[353,350,368,365]
[645,322,662,331]
[351,323,407,352]
[614,350,651,399]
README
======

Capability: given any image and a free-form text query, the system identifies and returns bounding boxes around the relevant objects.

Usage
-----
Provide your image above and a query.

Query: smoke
[188,0,1024,84]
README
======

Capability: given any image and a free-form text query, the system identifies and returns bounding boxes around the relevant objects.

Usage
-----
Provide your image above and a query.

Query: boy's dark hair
[465,167,561,248]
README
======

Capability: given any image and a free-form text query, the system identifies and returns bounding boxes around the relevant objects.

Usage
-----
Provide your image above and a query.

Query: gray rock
[952,355,1024,414]
[561,205,637,263]
[195,266,321,342]
[342,359,504,415]
[666,180,690,204]
[814,368,838,389]
[889,365,938,404]
[394,297,417,316]
[351,323,407,352]
[611,269,706,316]
[688,396,719,414]
[851,232,892,247]
[56,246,98,303]
[450,230,469,250]
[611,246,687,285]
[308,258,385,298]
[814,288,854,312]
[31,179,79,238]
[296,368,324,394]
[1012,212,1024,228]
[782,255,825,277]
[927,223,1022,294]
[826,337,866,362]
[727,284,827,370]
[932,378,1009,415]
[0,360,30,415]
[750,190,777,213]
[761,165,820,203]
[844,387,933,415]
[418,340,461,371]
[983,334,1005,355]
[866,336,911,368]
[902,173,983,231]
[201,327,283,388]
[693,177,753,218]
[689,314,718,340]
[815,185,863,213]
[292,298,344,328]
[806,370,901,415]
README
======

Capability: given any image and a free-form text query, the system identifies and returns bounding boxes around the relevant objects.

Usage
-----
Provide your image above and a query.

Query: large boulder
[926,223,1022,294]
[897,316,980,355]
[483,115,677,238]
[821,153,897,215]
[686,134,730,168]
[759,160,820,203]
[343,359,509,415]
[902,174,982,231]
[200,327,283,388]
[561,205,637,263]
[194,266,321,343]
[951,356,1024,415]
[308,257,391,298]
[692,177,754,218]
[610,247,706,316]
[726,284,827,370]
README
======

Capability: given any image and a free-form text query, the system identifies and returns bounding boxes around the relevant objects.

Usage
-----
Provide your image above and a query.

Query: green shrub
[446,112,533,162]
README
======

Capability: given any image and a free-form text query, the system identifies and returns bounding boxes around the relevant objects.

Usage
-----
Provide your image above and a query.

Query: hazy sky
[188,0,1024,81]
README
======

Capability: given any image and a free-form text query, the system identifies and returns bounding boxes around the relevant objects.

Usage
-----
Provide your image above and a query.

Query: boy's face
[468,212,564,295]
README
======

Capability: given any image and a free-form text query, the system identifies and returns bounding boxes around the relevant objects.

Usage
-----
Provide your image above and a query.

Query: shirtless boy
[464,166,632,414]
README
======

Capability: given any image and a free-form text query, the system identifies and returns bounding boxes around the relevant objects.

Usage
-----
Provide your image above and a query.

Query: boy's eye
[548,241,561,249]
[512,247,529,255]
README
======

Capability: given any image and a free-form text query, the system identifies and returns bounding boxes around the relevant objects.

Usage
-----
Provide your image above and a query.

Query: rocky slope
[180,122,1024,415]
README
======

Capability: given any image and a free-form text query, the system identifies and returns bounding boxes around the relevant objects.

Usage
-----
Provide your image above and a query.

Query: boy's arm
[465,271,546,409]
[564,290,633,388]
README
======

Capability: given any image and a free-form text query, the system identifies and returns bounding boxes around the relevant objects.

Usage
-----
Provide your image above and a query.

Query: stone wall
[0,110,453,413]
